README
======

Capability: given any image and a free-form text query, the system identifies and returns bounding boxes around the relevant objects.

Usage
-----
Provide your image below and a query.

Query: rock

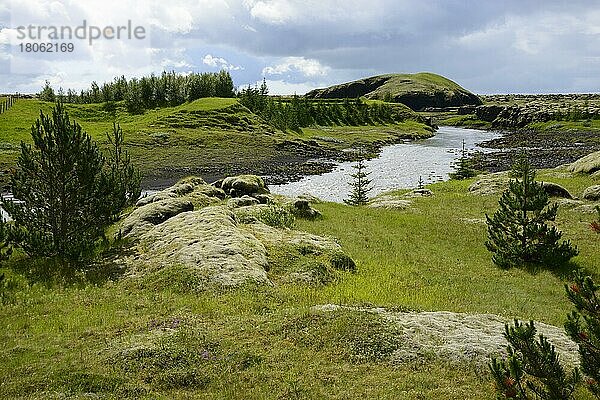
[568,151,600,174]
[289,198,322,219]
[555,198,584,208]
[255,194,275,204]
[120,203,356,290]
[133,206,271,288]
[368,195,412,210]
[297,193,324,204]
[313,306,579,368]
[403,188,433,198]
[136,177,225,207]
[574,203,600,214]
[136,191,178,207]
[468,173,509,196]
[583,185,600,201]
[221,175,269,197]
[469,173,573,198]
[121,198,194,237]
[540,182,573,199]
[227,195,260,208]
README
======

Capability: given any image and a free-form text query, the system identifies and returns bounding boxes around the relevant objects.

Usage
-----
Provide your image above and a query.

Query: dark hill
[306,72,482,111]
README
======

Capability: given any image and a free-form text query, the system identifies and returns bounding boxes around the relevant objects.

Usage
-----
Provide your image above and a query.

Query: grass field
[1,170,598,399]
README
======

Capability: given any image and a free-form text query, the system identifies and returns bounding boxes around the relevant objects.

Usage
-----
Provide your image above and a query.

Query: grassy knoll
[0,98,432,188]
[1,169,598,399]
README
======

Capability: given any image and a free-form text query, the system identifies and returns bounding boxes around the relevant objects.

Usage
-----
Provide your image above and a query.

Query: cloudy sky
[1,0,599,94]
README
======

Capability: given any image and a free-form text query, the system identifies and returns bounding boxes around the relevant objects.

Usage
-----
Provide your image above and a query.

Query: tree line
[239,79,409,131]
[38,70,235,114]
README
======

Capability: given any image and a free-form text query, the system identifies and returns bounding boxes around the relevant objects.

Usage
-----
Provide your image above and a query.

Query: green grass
[1,170,598,398]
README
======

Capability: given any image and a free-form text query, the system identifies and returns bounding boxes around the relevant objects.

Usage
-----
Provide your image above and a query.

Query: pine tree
[485,157,578,269]
[450,139,478,180]
[345,154,372,206]
[565,272,600,397]
[489,320,580,400]
[105,123,141,219]
[38,80,56,102]
[1,102,128,261]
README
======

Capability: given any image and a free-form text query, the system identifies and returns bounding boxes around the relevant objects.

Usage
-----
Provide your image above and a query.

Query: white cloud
[248,0,295,25]
[202,54,242,71]
[257,79,320,95]
[263,57,329,78]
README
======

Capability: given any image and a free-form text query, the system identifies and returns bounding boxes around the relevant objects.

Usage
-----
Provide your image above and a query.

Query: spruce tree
[565,272,600,397]
[450,139,478,180]
[1,102,129,261]
[344,154,372,206]
[485,157,578,269]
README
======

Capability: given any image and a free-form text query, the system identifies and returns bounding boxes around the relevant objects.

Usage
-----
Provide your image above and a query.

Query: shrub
[485,157,577,268]
[256,205,295,228]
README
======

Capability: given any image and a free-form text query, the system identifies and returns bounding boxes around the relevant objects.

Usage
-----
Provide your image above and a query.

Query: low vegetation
[1,164,598,398]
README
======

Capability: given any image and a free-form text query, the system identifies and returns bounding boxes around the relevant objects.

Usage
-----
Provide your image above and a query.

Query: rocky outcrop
[217,175,269,197]
[583,185,600,201]
[118,175,354,290]
[121,198,194,237]
[313,305,579,367]
[368,195,412,210]
[306,73,481,111]
[569,151,600,174]
[468,173,573,198]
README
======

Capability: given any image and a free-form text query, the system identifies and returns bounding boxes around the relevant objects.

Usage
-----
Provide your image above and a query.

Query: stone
[289,198,322,219]
[368,195,412,210]
[540,181,573,199]
[568,151,600,174]
[133,206,271,288]
[121,198,194,237]
[313,305,579,368]
[221,175,269,197]
[583,185,600,201]
[468,173,509,196]
[403,188,433,198]
[227,195,260,208]
[135,177,225,207]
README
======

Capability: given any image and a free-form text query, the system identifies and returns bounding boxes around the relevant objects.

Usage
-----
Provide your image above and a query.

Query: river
[269,126,501,203]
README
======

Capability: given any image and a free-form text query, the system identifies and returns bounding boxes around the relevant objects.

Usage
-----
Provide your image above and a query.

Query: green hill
[306,72,482,110]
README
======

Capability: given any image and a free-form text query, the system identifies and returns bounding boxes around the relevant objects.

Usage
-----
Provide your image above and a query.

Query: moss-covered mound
[306,72,481,110]
[118,176,355,291]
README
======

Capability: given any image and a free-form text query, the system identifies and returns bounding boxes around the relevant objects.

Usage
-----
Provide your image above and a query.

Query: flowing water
[270,126,501,203]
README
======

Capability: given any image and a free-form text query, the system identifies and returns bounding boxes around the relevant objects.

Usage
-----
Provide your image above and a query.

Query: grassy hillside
[306,72,482,110]
[0,98,433,189]
[0,170,598,399]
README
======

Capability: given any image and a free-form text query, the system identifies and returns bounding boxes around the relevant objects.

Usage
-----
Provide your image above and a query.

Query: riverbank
[421,94,600,173]
[0,98,434,191]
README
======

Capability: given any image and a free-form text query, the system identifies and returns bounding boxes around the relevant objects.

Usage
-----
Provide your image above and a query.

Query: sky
[1,0,600,95]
